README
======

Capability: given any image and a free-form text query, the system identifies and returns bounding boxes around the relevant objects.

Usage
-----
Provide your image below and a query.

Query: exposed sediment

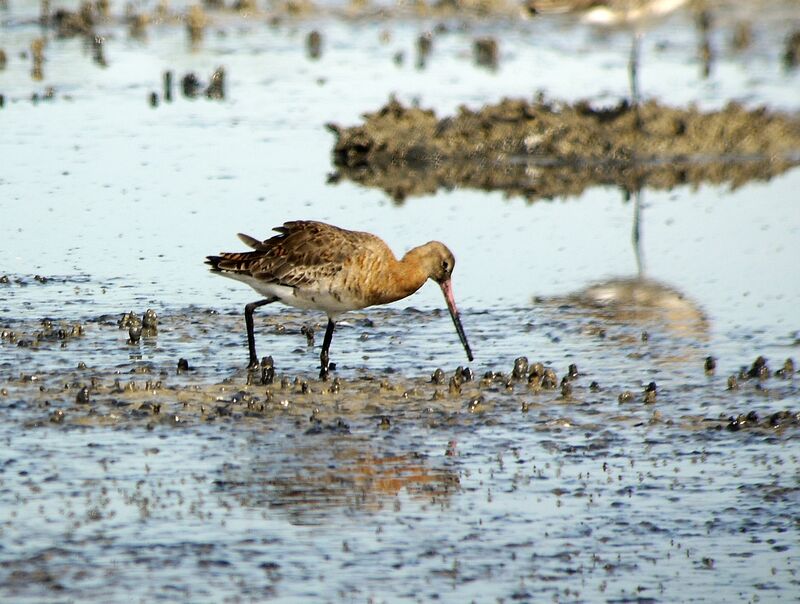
[2,308,797,435]
[327,98,800,202]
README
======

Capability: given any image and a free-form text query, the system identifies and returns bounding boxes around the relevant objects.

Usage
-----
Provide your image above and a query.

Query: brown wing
[208,221,390,289]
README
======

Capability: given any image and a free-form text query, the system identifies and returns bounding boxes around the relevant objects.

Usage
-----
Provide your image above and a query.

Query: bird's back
[206,221,399,312]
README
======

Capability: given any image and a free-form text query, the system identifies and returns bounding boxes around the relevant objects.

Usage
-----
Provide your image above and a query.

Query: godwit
[530,0,689,105]
[206,221,473,378]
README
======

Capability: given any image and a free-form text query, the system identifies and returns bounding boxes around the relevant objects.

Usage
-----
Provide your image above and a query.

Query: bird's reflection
[545,186,708,355]
[215,434,459,525]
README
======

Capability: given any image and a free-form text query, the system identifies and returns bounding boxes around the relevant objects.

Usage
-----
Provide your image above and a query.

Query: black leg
[245,298,277,369]
[319,318,335,380]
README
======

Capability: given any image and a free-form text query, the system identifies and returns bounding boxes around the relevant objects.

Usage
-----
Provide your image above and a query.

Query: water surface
[1,1,799,601]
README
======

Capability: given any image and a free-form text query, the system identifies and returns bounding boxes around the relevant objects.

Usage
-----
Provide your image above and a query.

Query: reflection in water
[549,188,709,352]
[575,276,708,342]
[215,434,459,525]
[328,99,800,204]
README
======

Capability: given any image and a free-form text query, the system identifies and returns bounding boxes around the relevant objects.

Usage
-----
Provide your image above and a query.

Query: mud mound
[327,98,800,202]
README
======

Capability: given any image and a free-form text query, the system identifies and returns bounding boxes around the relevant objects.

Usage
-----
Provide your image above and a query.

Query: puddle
[2,0,800,601]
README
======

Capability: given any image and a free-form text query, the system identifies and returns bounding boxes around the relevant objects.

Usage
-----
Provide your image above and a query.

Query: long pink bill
[439,279,474,362]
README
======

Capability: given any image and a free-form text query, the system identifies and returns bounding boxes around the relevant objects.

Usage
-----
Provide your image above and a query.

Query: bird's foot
[319,361,336,381]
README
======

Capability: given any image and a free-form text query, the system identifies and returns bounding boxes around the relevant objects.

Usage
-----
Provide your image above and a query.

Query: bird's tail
[205,252,259,274]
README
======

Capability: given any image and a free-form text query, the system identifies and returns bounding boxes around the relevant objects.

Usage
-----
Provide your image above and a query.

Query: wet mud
[2,305,799,601]
[2,306,797,435]
[328,97,800,201]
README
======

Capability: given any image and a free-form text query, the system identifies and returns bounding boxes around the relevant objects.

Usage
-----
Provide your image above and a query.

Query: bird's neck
[376,247,429,304]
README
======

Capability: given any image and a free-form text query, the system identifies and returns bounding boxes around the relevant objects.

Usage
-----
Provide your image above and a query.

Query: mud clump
[277,0,316,17]
[726,410,800,432]
[306,30,322,60]
[141,309,158,336]
[182,73,202,98]
[783,30,800,70]
[91,35,108,68]
[730,22,752,52]
[473,37,499,69]
[2,307,799,446]
[127,12,150,38]
[30,38,45,81]
[50,2,96,38]
[162,68,226,103]
[205,67,225,100]
[327,97,800,202]
[234,0,258,12]
[186,5,208,46]
[416,32,433,69]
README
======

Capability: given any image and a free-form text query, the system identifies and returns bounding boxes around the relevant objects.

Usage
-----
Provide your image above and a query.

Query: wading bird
[206,221,473,378]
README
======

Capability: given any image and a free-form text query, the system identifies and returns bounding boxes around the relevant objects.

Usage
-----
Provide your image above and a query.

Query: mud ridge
[327,97,800,202]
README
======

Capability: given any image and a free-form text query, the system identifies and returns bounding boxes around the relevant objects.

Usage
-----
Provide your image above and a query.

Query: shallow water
[2,1,800,602]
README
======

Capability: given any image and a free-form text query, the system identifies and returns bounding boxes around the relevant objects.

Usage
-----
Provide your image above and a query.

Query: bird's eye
[441,260,450,271]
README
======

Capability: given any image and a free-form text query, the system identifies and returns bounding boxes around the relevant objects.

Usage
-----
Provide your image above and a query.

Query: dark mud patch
[327,98,800,202]
[2,308,797,436]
